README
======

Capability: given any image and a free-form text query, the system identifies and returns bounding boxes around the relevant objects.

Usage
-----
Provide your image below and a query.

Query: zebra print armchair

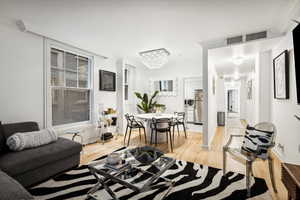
[223,122,277,197]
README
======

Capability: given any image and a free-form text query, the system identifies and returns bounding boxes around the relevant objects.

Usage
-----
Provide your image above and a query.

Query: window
[50,48,92,126]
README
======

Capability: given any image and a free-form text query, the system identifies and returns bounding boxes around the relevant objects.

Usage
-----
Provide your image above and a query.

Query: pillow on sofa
[6,128,58,151]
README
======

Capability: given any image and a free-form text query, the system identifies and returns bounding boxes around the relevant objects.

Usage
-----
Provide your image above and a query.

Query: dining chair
[124,114,147,146]
[150,118,173,152]
[223,122,277,197]
[171,112,187,141]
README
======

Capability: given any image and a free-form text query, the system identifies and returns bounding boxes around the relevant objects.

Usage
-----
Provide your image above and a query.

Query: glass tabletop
[88,149,175,191]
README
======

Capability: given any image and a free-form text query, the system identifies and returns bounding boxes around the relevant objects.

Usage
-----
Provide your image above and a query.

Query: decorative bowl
[106,153,121,165]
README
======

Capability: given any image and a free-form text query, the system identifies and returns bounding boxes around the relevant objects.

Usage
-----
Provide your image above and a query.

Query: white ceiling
[0,0,299,66]
[209,37,282,76]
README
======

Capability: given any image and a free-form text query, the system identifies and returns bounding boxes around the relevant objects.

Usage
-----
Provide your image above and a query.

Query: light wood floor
[81,126,287,200]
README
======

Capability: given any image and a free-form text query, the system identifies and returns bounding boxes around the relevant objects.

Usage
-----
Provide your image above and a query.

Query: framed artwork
[247,80,252,100]
[273,50,289,99]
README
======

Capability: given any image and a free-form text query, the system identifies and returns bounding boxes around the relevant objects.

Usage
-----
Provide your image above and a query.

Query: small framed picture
[273,50,289,99]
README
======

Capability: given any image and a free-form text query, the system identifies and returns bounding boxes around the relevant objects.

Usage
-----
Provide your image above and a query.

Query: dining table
[135,113,179,143]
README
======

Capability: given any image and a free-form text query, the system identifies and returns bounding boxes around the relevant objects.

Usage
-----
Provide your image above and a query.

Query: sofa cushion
[0,169,33,200]
[2,121,39,139]
[0,137,82,177]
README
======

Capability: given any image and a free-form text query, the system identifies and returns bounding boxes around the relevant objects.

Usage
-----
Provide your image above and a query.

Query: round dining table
[135,113,178,143]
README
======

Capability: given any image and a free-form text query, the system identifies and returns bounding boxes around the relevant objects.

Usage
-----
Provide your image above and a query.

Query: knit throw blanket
[6,128,58,151]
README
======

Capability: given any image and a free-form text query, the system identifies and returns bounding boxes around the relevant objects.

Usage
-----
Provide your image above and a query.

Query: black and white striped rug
[29,148,271,200]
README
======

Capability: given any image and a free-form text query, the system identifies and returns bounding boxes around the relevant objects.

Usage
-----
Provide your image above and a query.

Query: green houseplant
[134,91,165,113]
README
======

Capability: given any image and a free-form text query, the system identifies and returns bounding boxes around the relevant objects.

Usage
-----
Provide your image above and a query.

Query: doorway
[225,83,240,119]
[227,89,239,113]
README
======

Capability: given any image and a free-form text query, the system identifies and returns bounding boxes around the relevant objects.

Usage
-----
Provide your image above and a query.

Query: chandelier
[139,48,170,69]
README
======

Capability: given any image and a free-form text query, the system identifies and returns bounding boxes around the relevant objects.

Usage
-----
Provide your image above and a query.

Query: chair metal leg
[223,147,227,175]
[169,130,173,152]
[172,126,175,143]
[155,131,158,146]
[143,127,147,144]
[246,161,252,197]
[124,126,128,145]
[268,157,278,193]
[176,124,180,136]
[182,123,187,138]
[138,128,142,142]
[150,129,153,145]
[127,128,132,147]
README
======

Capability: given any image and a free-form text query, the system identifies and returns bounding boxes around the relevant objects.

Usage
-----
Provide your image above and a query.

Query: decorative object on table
[106,152,122,165]
[273,50,289,99]
[247,79,252,99]
[134,90,165,113]
[129,146,163,164]
[155,104,166,114]
[124,114,147,146]
[29,147,272,200]
[223,122,277,197]
[7,128,58,151]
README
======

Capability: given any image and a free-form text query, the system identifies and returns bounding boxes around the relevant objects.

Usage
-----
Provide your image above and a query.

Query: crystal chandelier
[139,48,170,69]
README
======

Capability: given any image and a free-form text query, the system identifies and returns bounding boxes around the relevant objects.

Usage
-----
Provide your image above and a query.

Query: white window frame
[44,39,94,128]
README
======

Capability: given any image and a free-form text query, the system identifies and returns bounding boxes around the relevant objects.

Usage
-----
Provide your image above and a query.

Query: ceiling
[209,37,282,76]
[0,0,299,67]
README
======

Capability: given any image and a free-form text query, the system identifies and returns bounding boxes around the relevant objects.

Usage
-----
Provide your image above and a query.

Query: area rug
[29,148,271,200]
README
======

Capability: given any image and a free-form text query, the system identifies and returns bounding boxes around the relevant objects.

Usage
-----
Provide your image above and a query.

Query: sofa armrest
[0,170,33,200]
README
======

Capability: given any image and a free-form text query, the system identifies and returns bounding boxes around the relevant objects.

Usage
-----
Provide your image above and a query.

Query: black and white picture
[273,50,289,99]
[247,80,252,100]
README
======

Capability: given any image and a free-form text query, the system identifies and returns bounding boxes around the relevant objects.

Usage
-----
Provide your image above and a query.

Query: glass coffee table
[87,149,175,200]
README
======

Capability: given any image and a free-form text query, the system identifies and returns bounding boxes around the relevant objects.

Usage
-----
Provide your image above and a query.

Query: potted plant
[134,91,166,113]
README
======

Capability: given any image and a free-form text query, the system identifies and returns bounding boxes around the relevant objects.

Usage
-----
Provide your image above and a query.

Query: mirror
[154,80,174,92]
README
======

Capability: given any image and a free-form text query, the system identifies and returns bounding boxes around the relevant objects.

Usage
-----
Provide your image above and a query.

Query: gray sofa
[0,121,82,199]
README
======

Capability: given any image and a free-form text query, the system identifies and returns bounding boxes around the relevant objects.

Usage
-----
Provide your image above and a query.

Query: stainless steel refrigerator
[194,89,203,124]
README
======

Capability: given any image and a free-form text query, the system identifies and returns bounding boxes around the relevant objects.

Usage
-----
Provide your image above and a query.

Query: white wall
[271,31,300,164]
[93,56,117,119]
[257,50,272,122]
[148,58,202,113]
[0,23,44,126]
[207,61,218,145]
[0,22,118,130]
[216,78,226,112]
[245,73,256,125]
[240,78,247,120]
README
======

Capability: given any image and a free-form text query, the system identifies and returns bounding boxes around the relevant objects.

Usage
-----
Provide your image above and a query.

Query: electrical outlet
[298,144,300,153]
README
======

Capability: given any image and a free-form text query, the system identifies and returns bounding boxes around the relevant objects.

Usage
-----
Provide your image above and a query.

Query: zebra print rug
[29,148,271,200]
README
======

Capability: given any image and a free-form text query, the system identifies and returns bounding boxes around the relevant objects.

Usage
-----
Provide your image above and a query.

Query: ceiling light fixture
[139,48,170,69]
[232,56,244,66]
[234,71,240,80]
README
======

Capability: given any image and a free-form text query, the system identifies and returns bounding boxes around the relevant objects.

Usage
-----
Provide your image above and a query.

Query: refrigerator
[194,89,204,124]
